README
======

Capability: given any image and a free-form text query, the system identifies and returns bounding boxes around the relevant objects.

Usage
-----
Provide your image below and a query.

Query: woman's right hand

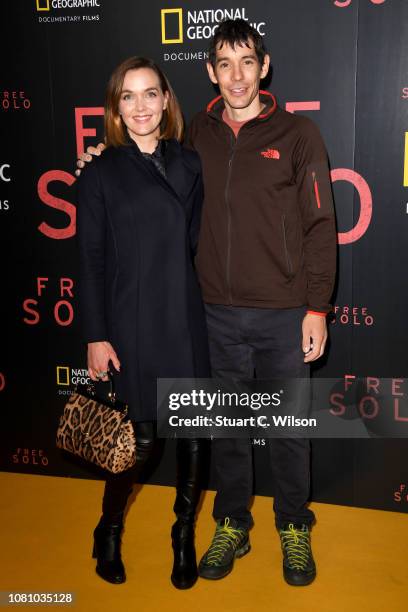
[87,341,121,382]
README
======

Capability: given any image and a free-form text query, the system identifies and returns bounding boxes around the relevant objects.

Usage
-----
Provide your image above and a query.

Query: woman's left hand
[87,341,121,381]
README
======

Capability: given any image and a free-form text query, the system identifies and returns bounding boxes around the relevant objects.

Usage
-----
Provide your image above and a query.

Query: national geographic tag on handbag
[56,374,136,474]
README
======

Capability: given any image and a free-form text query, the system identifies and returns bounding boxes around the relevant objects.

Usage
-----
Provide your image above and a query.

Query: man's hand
[302,313,328,363]
[87,340,121,381]
[75,142,106,177]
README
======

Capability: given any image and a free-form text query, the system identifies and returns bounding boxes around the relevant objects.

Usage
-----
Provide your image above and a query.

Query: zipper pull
[312,171,321,209]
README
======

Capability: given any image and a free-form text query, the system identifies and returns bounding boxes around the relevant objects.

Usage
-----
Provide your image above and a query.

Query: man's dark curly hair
[208,19,267,68]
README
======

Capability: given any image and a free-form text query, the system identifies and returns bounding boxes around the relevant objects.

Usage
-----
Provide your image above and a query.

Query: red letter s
[38,170,76,239]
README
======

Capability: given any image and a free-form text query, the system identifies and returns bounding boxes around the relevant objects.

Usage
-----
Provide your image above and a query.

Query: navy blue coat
[76,139,210,421]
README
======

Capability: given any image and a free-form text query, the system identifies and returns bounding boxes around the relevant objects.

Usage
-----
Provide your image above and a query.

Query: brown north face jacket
[186,91,337,314]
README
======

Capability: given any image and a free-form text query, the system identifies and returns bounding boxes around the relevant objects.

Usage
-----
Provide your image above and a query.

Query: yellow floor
[0,472,407,611]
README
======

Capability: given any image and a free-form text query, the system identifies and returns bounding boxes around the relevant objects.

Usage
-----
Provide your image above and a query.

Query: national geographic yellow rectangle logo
[161,8,183,44]
[36,0,50,10]
[56,366,70,386]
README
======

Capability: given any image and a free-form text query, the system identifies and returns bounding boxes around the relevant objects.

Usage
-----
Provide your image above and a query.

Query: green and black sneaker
[198,517,250,580]
[279,523,316,586]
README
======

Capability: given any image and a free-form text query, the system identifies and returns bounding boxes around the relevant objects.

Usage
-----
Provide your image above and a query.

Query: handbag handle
[86,370,116,405]
[106,370,116,404]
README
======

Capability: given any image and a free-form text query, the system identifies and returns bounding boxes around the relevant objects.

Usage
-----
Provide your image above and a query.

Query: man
[77,19,336,587]
[185,19,336,587]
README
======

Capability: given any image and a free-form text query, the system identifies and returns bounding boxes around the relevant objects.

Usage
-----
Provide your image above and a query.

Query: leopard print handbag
[56,378,136,474]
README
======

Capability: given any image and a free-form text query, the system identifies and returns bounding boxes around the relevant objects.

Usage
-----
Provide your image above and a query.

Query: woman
[76,56,210,589]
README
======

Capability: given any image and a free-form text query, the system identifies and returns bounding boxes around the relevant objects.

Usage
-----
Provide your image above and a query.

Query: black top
[125,133,167,179]
[140,139,167,178]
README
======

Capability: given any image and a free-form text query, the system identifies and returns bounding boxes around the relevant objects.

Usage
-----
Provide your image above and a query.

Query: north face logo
[261,148,280,159]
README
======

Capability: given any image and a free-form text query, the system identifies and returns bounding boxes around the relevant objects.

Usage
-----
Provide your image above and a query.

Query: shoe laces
[205,518,246,566]
[280,523,311,570]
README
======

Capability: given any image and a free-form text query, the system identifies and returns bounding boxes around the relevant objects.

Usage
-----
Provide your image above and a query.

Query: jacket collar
[206,90,277,123]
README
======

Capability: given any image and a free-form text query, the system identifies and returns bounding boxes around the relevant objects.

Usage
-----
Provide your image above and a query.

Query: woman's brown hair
[104,56,184,146]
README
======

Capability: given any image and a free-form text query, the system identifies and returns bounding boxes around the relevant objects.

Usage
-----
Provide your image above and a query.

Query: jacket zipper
[312,171,321,209]
[225,130,237,304]
[281,215,293,277]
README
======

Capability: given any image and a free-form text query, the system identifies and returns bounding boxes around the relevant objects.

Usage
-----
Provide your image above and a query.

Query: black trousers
[205,304,315,530]
[102,421,201,523]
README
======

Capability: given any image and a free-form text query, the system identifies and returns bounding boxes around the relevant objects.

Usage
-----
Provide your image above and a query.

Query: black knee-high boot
[171,438,202,589]
[93,421,155,584]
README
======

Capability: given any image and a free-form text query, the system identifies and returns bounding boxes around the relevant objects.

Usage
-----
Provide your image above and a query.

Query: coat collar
[164,139,199,203]
[120,139,198,204]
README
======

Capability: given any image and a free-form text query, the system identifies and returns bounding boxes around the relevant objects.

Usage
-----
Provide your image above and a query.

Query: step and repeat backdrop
[1,0,408,513]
